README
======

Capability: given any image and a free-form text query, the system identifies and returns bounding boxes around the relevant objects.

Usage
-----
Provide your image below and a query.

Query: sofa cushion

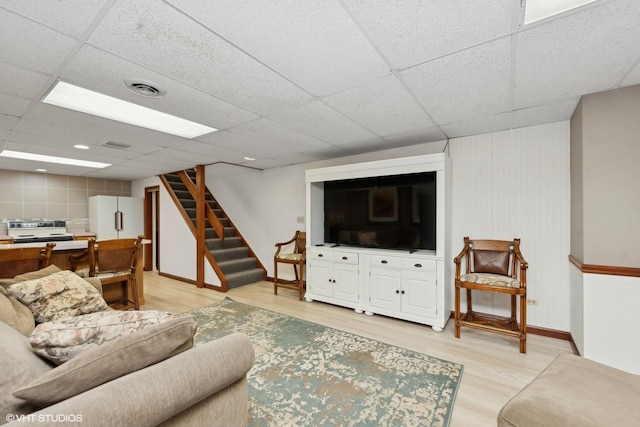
[0,287,35,336]
[28,310,174,364]
[6,270,108,324]
[0,264,63,288]
[497,353,640,427]
[0,321,53,422]
[13,315,197,405]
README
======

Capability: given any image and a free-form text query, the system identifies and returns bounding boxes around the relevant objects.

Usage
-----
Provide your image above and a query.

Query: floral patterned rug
[184,298,463,427]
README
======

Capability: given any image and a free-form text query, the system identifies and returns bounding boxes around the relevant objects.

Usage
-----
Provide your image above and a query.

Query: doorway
[144,186,160,271]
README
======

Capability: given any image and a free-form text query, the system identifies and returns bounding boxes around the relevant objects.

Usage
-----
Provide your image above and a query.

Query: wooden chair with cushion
[274,231,307,301]
[0,243,55,278]
[87,235,143,310]
[454,236,528,353]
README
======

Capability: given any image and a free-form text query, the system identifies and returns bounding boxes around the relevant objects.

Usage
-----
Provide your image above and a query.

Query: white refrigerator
[88,195,144,239]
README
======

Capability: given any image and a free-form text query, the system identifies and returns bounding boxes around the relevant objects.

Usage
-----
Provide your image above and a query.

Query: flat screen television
[323,172,436,251]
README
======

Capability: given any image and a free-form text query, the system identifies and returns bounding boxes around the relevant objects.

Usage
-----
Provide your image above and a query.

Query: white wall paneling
[582,272,640,374]
[450,122,571,330]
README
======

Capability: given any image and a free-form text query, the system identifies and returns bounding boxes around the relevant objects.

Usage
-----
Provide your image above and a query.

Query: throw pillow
[13,315,197,406]
[0,287,35,336]
[29,310,174,364]
[6,270,108,324]
[0,264,63,289]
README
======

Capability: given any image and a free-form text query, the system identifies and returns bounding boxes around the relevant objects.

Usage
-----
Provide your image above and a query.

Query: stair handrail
[159,173,229,291]
[177,171,226,241]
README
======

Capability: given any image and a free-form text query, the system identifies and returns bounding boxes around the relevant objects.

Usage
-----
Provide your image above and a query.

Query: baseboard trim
[157,271,224,292]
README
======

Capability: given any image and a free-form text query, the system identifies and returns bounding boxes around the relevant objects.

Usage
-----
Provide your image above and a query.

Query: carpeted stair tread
[210,246,249,261]
[225,268,265,289]
[218,257,257,275]
[206,237,242,250]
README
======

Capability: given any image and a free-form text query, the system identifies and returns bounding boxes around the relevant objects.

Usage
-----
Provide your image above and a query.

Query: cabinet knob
[414,263,422,268]
[318,254,323,257]
[401,290,405,295]
[381,260,388,264]
[395,290,400,294]
[342,256,348,260]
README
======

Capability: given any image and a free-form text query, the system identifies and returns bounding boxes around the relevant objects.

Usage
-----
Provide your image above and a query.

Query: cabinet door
[401,269,437,318]
[309,261,333,297]
[369,267,401,311]
[334,263,359,302]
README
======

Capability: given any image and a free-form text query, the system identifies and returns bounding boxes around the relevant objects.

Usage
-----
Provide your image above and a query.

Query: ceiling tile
[514,0,640,109]
[441,111,513,138]
[384,127,448,147]
[169,0,390,96]
[401,37,512,125]
[0,94,30,117]
[0,0,107,37]
[344,0,514,69]
[0,62,50,99]
[201,119,332,158]
[267,100,375,144]
[86,0,313,115]
[512,99,579,128]
[60,46,259,130]
[323,75,434,137]
[0,8,77,74]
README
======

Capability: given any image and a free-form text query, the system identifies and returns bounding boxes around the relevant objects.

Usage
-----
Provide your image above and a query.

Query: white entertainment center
[305,153,451,331]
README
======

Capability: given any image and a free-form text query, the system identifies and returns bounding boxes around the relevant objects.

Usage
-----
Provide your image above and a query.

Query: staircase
[161,169,265,290]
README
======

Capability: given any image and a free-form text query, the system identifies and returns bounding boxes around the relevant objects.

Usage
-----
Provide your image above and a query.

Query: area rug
[183,298,463,426]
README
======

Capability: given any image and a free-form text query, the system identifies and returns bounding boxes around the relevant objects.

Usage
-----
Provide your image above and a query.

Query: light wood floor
[142,271,573,427]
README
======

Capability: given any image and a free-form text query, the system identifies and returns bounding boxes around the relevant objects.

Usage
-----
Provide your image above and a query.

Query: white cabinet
[368,255,437,321]
[307,248,359,307]
[306,246,446,331]
[304,153,450,331]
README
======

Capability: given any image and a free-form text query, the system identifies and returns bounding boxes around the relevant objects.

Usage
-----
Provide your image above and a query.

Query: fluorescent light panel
[523,0,598,24]
[42,81,217,139]
[0,150,111,169]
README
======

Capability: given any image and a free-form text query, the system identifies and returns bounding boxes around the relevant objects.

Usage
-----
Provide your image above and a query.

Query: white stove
[7,220,75,243]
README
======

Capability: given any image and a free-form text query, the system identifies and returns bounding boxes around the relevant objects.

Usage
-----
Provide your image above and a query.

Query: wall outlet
[526,298,539,306]
[296,216,305,224]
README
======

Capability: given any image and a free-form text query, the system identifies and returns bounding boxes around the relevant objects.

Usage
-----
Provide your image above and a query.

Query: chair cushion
[277,253,303,261]
[459,273,520,288]
[6,270,108,324]
[28,310,174,365]
[13,315,197,406]
[473,249,510,275]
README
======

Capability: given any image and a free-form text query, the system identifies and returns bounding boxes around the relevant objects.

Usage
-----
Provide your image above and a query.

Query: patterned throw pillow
[29,310,174,364]
[14,315,197,405]
[6,270,108,324]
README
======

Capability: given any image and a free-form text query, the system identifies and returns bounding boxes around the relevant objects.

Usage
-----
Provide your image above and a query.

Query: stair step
[209,246,248,261]
[207,237,242,250]
[218,257,257,275]
[226,268,265,289]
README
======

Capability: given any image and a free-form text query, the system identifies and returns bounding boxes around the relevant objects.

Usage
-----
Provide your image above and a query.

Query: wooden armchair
[86,236,143,310]
[274,231,307,301]
[0,243,56,278]
[454,237,528,353]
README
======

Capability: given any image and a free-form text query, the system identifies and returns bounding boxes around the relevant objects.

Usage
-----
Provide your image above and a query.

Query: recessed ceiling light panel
[0,150,111,169]
[522,0,598,25]
[42,81,217,139]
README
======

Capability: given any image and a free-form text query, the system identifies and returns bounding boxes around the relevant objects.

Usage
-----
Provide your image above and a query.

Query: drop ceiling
[0,0,639,180]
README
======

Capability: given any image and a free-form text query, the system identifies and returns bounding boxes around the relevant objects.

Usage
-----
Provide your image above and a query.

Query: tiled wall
[0,169,131,221]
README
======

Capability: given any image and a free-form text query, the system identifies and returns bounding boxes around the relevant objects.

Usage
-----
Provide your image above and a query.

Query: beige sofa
[1,269,254,427]
[498,353,640,427]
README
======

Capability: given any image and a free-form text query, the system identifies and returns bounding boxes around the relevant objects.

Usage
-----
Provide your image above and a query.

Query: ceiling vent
[123,78,167,98]
[103,141,132,149]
